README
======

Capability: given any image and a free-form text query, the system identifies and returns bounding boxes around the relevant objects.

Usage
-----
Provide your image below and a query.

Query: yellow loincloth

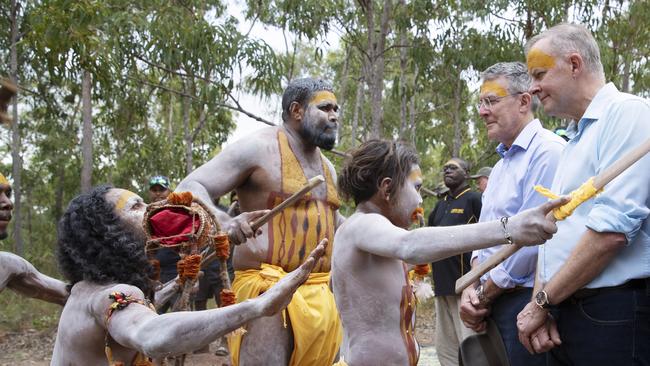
[228,263,342,366]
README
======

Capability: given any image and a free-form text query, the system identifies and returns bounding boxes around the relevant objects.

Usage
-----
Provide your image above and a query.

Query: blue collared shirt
[473,119,566,288]
[539,83,650,288]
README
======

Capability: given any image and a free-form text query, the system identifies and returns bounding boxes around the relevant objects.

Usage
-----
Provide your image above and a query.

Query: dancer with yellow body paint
[177,78,344,366]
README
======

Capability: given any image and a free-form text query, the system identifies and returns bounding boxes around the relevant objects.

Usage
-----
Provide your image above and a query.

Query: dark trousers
[548,281,650,366]
[491,288,546,366]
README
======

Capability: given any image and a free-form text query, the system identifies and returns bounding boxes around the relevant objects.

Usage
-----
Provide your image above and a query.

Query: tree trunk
[167,93,174,140]
[10,0,23,255]
[351,78,365,145]
[409,64,419,145]
[398,8,408,138]
[364,0,392,139]
[452,75,463,158]
[26,185,32,250]
[338,47,352,122]
[81,69,93,193]
[54,162,65,222]
[621,57,630,93]
[182,84,192,175]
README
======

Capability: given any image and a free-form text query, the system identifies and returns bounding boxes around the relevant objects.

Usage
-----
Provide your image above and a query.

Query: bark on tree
[361,0,392,139]
[10,0,23,255]
[398,12,408,138]
[81,69,93,193]
[338,48,352,122]
[452,75,463,158]
[351,77,365,145]
[182,82,192,175]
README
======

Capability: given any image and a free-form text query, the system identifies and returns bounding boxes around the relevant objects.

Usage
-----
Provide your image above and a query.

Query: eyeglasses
[476,92,523,111]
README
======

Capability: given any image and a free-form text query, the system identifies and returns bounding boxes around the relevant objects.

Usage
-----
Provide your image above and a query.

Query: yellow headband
[480,80,508,97]
[115,190,137,211]
[527,48,556,72]
[309,91,337,106]
[0,173,8,185]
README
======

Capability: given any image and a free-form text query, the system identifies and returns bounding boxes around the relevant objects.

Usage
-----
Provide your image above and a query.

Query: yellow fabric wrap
[534,177,602,220]
[333,357,349,366]
[266,130,339,272]
[228,264,343,366]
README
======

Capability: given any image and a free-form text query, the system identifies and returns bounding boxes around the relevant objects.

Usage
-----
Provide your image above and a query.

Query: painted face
[0,178,13,240]
[478,76,526,147]
[106,188,147,235]
[148,185,170,203]
[527,39,574,118]
[391,165,423,229]
[300,90,339,150]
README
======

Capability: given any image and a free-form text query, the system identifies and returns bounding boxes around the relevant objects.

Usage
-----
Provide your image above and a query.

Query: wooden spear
[455,137,650,294]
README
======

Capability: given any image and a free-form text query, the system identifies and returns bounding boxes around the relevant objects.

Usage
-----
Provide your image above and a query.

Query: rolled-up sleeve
[586,100,650,243]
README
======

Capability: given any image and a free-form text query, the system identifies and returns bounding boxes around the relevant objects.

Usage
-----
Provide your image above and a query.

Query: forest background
[0,0,648,330]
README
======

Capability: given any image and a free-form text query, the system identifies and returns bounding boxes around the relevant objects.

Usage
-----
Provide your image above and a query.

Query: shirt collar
[445,186,471,200]
[581,82,618,120]
[573,82,618,138]
[495,119,542,158]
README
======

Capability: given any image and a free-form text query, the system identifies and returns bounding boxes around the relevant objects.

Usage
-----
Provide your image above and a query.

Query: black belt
[571,278,648,300]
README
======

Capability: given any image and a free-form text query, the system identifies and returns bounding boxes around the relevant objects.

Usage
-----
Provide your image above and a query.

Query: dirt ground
[0,299,436,366]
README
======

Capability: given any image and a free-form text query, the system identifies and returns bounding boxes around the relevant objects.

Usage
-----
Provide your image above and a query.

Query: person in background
[470,166,492,194]
[148,175,181,312]
[429,157,482,366]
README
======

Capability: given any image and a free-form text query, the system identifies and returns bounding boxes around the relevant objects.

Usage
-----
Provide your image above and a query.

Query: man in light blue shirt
[459,61,565,366]
[517,23,650,366]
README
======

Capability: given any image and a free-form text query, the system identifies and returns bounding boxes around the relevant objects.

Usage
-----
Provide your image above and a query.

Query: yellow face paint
[408,168,423,182]
[527,48,556,73]
[309,91,337,106]
[115,190,137,211]
[0,174,8,186]
[480,80,508,98]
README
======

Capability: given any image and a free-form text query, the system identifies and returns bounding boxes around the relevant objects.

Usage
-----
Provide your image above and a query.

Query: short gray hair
[524,23,604,78]
[481,61,539,111]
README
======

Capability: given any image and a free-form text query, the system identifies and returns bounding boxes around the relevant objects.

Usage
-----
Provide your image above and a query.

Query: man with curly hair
[51,185,327,365]
[0,172,67,305]
[331,140,567,366]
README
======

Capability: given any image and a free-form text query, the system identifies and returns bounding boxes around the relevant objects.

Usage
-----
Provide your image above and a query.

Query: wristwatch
[535,290,551,309]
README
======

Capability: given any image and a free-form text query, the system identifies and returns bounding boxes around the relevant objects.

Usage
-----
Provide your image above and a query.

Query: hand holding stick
[455,137,650,294]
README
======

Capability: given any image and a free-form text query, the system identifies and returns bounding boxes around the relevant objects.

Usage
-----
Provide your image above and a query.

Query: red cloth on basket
[149,208,200,246]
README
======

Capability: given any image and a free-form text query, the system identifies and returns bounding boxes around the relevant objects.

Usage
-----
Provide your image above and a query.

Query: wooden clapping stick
[201,175,326,268]
[455,137,650,294]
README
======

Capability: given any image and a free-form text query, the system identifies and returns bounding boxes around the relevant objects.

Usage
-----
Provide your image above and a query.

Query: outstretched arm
[354,198,567,264]
[0,252,68,305]
[103,240,327,358]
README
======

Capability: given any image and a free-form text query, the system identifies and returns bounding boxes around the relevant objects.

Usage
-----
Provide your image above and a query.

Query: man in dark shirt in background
[148,175,181,311]
[429,158,482,366]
